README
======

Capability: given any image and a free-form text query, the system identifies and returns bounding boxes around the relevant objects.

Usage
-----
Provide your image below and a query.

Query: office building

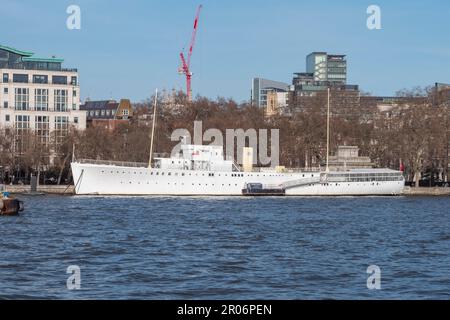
[252,78,290,108]
[290,52,357,112]
[306,52,347,85]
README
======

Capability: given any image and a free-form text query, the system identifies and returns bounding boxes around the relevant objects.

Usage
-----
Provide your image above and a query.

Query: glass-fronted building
[306,52,347,85]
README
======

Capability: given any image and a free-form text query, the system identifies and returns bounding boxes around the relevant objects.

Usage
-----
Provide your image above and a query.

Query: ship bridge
[155,143,233,172]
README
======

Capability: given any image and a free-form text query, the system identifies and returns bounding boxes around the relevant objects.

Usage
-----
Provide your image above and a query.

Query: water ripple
[0,195,449,299]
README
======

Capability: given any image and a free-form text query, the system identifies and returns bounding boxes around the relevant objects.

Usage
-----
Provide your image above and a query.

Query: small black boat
[242,183,285,196]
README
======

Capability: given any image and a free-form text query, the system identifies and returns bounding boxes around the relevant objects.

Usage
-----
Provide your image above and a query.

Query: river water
[0,195,449,299]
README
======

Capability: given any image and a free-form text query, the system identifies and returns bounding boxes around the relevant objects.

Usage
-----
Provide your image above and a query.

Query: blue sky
[2,0,450,102]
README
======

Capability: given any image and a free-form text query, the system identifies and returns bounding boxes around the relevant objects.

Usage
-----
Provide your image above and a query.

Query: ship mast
[148,89,158,168]
[326,87,330,173]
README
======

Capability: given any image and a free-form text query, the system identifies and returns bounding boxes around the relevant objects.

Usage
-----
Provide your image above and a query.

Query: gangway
[281,176,322,189]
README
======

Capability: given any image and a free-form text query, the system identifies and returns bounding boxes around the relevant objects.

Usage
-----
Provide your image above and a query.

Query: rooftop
[0,45,34,57]
[80,100,119,110]
[0,44,71,72]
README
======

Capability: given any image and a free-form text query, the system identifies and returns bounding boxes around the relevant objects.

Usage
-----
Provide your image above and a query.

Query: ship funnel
[181,136,189,145]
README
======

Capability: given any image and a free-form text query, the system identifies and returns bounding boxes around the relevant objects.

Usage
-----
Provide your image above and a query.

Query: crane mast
[179,5,202,102]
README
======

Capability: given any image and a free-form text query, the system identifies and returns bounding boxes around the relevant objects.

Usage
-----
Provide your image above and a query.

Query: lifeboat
[0,192,24,216]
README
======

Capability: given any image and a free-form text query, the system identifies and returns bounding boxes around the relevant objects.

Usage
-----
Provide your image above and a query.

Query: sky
[2,0,450,102]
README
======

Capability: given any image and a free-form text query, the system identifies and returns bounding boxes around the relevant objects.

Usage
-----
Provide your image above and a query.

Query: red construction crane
[179,5,202,102]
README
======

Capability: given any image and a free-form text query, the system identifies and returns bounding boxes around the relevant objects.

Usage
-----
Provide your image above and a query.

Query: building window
[54,89,68,111]
[3,101,7,109]
[15,88,29,110]
[14,115,31,154]
[15,115,30,128]
[70,76,77,85]
[52,76,67,85]
[74,117,79,124]
[3,87,7,94]
[33,75,48,84]
[35,116,50,146]
[95,110,99,116]
[72,103,76,110]
[73,90,77,97]
[89,110,94,117]
[106,110,111,116]
[54,116,69,146]
[112,110,116,116]
[123,109,129,116]
[2,73,8,83]
[35,89,49,111]
[101,110,105,116]
[5,115,10,122]
[13,74,28,83]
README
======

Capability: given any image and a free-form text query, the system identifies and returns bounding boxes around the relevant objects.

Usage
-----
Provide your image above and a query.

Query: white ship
[71,142,404,196]
[71,89,405,196]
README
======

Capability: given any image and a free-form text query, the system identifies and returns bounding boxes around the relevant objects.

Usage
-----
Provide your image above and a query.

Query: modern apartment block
[251,78,290,108]
[0,45,86,153]
[306,52,347,85]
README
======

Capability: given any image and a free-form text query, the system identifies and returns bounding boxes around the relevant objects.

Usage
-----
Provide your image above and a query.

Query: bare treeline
[0,87,448,186]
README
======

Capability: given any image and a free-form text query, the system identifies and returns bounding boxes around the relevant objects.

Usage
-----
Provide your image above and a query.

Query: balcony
[0,79,79,86]
[11,106,79,112]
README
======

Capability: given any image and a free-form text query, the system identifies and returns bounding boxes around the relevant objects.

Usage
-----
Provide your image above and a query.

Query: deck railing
[76,159,148,168]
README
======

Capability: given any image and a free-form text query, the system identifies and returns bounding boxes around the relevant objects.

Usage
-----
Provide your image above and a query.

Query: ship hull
[71,163,405,196]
